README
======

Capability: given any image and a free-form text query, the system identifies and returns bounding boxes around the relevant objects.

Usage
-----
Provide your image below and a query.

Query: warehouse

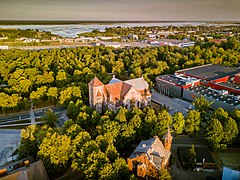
[156,64,240,111]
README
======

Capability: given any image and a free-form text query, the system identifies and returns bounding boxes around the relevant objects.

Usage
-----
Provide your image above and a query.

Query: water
[0,22,206,38]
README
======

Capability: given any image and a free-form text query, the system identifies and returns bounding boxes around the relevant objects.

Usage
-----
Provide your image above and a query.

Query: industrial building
[156,64,240,111]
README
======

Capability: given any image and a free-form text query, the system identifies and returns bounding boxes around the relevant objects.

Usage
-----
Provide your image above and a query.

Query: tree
[38,132,71,176]
[187,144,196,170]
[222,117,239,144]
[38,132,71,166]
[172,112,185,134]
[151,110,172,137]
[47,87,58,104]
[185,110,201,134]
[42,108,58,127]
[59,86,82,105]
[192,96,213,120]
[205,118,225,151]
[158,169,172,180]
[211,108,228,123]
[66,101,80,120]
[18,125,39,159]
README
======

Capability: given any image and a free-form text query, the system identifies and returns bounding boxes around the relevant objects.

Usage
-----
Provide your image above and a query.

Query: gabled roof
[124,77,149,91]
[88,77,103,87]
[105,81,132,102]
[129,136,171,170]
[109,76,122,84]
[105,82,124,101]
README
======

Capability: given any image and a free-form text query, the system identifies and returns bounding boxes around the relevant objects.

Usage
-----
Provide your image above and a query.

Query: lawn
[212,150,240,170]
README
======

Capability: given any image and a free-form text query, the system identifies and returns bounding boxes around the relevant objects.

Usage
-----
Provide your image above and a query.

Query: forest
[0,36,239,112]
[0,34,239,179]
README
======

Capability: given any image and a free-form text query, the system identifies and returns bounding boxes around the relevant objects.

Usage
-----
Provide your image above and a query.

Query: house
[127,130,172,178]
[88,76,151,113]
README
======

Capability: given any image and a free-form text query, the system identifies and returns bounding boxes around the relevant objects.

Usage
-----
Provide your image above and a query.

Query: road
[9,41,152,50]
[151,91,192,116]
[0,106,66,128]
[0,107,69,166]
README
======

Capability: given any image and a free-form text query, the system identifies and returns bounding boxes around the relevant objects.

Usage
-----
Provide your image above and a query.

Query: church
[127,129,173,178]
[88,76,151,113]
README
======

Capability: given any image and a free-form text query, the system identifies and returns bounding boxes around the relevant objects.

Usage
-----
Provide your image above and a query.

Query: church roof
[163,128,173,141]
[129,136,171,170]
[88,77,104,87]
[109,75,122,84]
[124,77,149,91]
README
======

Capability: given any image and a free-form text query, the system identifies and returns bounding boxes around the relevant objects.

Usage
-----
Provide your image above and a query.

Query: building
[156,64,240,111]
[127,130,172,179]
[100,42,122,48]
[222,167,240,180]
[0,159,48,180]
[0,46,9,50]
[89,76,151,113]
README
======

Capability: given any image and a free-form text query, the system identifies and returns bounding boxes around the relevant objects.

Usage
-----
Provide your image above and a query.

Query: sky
[0,0,240,21]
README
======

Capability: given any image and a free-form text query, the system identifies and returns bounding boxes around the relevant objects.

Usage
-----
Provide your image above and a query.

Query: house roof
[1,160,49,180]
[105,81,132,102]
[88,77,104,87]
[129,137,171,170]
[124,77,149,91]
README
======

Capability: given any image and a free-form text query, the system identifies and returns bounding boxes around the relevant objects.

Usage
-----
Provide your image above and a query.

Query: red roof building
[88,76,151,113]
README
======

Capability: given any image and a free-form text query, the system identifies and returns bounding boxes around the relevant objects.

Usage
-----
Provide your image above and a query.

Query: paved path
[151,91,190,116]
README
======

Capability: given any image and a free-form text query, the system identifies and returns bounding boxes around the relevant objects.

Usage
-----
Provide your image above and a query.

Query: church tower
[88,77,104,113]
[163,128,173,151]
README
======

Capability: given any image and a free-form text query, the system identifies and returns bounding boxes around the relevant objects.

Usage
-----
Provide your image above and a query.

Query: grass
[212,150,240,170]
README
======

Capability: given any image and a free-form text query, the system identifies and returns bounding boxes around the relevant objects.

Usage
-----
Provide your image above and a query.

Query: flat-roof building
[156,64,240,111]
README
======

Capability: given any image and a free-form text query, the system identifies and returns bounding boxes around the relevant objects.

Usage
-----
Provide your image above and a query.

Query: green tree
[223,117,239,144]
[205,118,225,151]
[152,110,172,137]
[172,112,185,134]
[192,96,213,120]
[42,108,58,127]
[158,169,172,180]
[47,87,58,104]
[187,144,196,170]
[211,108,228,123]
[66,101,80,120]
[38,132,71,166]
[18,125,39,159]
[185,110,201,134]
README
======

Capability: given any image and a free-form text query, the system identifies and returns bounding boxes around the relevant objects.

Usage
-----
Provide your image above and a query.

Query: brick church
[127,129,173,178]
[88,76,151,113]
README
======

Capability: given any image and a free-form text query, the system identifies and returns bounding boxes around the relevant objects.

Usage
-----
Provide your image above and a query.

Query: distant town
[0,23,239,180]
